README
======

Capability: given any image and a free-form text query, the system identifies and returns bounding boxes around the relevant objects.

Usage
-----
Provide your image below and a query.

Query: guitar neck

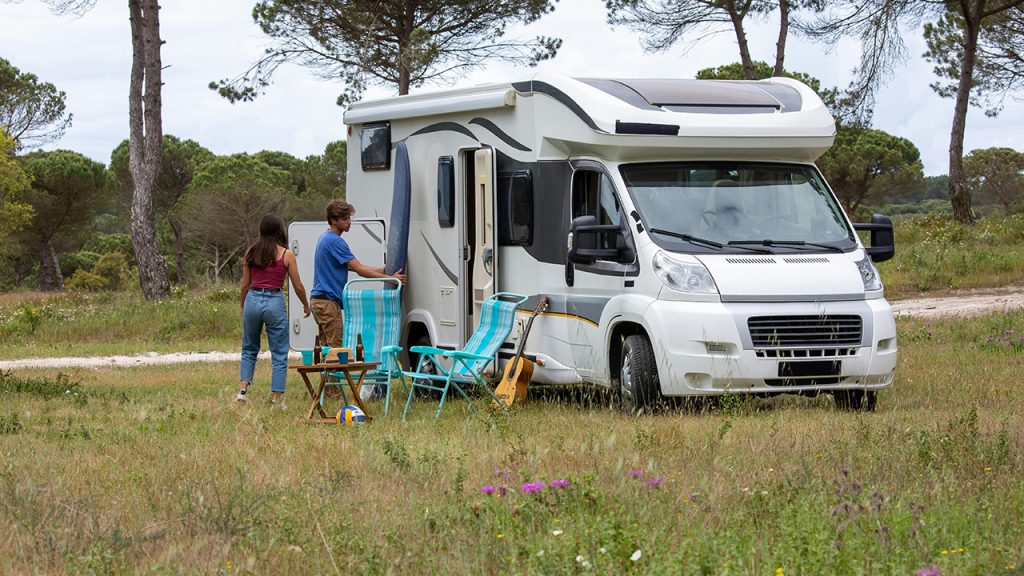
[512,298,548,362]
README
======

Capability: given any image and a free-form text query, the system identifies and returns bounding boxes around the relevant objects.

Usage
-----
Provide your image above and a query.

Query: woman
[237,214,310,408]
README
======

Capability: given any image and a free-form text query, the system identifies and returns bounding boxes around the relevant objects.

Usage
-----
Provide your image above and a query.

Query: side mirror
[567,215,623,264]
[853,214,895,263]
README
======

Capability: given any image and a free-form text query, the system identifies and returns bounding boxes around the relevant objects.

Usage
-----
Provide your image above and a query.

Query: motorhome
[288,72,897,411]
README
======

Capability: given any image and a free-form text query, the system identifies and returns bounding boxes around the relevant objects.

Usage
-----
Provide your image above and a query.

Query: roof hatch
[579,78,803,114]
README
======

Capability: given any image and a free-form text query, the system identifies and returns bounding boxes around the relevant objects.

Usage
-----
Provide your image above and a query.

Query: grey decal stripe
[408,122,478,142]
[512,80,603,132]
[421,231,458,284]
[469,117,531,152]
[356,223,382,244]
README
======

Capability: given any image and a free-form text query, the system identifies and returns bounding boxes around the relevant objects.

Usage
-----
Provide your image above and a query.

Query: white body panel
[289,73,899,397]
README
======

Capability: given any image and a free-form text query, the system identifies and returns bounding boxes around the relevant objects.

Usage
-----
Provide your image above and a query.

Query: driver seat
[711,179,744,233]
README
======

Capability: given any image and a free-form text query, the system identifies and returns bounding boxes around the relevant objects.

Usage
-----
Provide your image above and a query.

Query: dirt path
[3,287,1022,370]
[890,285,1024,319]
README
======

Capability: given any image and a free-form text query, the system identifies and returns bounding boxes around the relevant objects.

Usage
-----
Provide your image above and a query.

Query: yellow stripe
[515,309,598,327]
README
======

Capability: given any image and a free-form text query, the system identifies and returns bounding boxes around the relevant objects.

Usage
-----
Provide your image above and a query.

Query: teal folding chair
[402,292,528,420]
[321,277,407,416]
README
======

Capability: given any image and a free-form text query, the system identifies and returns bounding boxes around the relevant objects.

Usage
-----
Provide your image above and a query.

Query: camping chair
[320,277,407,416]
[402,292,528,420]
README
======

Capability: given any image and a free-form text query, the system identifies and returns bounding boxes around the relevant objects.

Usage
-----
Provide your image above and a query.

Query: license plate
[778,360,841,378]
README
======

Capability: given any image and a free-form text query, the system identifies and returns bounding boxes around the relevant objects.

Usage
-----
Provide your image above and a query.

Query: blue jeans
[240,290,289,393]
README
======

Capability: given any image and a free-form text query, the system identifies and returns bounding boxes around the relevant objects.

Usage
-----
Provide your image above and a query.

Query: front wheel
[620,334,660,414]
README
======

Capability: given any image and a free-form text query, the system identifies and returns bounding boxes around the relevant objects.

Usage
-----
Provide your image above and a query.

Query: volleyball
[337,405,366,425]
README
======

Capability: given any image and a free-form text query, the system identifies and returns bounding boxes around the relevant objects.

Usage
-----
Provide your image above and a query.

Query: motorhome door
[467,147,498,339]
[287,218,386,351]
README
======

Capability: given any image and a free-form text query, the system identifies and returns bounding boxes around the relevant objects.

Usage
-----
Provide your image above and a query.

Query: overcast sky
[2,0,1021,176]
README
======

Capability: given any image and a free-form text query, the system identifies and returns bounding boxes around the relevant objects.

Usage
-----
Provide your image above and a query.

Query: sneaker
[235,389,248,402]
[270,399,287,411]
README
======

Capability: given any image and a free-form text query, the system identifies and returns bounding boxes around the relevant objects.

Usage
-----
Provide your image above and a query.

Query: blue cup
[321,346,332,362]
[337,350,349,364]
[301,350,313,365]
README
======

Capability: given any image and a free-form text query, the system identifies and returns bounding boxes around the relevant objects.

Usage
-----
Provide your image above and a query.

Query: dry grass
[2,311,1023,574]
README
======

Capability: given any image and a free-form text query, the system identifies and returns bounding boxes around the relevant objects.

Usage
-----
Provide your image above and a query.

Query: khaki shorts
[310,298,344,348]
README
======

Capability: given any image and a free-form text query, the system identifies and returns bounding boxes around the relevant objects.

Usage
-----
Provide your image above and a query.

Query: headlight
[653,251,718,294]
[855,254,883,292]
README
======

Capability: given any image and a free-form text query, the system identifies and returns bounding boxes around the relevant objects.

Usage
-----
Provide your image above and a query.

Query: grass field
[1,310,1022,574]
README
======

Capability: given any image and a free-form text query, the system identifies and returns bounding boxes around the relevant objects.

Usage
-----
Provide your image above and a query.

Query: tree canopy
[0,129,33,251]
[607,0,804,80]
[0,56,73,150]
[797,0,1024,223]
[963,147,1024,215]
[816,127,925,214]
[18,149,110,290]
[179,154,295,281]
[211,0,561,106]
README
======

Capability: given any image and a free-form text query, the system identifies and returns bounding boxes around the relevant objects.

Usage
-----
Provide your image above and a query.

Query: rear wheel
[833,390,877,412]
[620,334,660,414]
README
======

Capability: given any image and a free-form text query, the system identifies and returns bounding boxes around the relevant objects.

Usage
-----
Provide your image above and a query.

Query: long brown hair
[244,214,287,269]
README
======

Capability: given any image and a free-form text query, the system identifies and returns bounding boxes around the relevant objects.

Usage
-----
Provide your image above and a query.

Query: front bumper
[644,297,897,396]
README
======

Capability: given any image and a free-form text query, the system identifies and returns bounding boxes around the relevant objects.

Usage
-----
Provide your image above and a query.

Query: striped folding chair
[402,292,528,420]
[321,278,407,416]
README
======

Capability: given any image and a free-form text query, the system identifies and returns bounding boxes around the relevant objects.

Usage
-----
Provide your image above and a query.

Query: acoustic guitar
[493,296,549,409]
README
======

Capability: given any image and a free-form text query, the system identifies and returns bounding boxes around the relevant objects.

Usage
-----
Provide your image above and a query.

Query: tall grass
[0,286,240,359]
[880,214,1024,298]
[1,310,1022,574]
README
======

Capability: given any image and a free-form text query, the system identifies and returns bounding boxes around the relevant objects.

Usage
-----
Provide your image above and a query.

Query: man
[309,200,407,348]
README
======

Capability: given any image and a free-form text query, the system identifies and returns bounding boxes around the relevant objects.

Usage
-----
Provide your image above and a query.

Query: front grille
[748,315,862,348]
[755,348,857,358]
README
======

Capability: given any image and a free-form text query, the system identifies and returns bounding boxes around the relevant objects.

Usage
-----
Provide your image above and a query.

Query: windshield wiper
[651,228,772,254]
[649,228,724,249]
[728,239,844,252]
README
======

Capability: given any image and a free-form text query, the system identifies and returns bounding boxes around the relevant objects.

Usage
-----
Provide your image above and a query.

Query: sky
[1,0,1021,176]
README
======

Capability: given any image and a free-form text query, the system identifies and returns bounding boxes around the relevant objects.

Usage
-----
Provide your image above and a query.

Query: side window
[572,170,621,250]
[437,156,455,227]
[360,122,391,171]
[497,170,533,246]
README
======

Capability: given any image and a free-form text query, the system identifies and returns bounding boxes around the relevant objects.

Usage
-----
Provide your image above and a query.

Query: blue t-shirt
[310,229,354,305]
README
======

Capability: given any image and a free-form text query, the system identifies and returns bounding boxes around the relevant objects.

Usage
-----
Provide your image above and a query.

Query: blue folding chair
[321,278,407,416]
[402,292,527,420]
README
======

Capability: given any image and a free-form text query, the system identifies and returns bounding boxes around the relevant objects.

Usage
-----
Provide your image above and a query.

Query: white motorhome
[289,73,897,411]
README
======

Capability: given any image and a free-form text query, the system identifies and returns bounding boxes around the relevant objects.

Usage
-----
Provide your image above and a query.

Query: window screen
[360,123,391,170]
[437,156,454,227]
[497,170,533,246]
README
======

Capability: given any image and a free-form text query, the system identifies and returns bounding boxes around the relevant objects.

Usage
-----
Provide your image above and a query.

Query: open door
[469,147,498,340]
[287,218,386,351]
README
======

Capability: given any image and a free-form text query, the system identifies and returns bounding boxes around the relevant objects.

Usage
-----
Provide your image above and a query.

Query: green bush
[93,252,129,290]
[66,269,109,292]
[59,250,101,278]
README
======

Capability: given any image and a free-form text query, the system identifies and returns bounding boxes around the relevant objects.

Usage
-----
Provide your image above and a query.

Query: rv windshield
[619,162,856,254]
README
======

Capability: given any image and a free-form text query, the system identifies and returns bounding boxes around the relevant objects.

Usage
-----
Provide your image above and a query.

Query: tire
[620,334,660,414]
[833,390,877,412]
[409,334,441,398]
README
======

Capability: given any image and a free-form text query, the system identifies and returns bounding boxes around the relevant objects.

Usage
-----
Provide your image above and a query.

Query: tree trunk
[948,2,982,225]
[730,12,756,79]
[774,0,790,77]
[169,217,187,284]
[128,0,170,299]
[37,238,63,292]
[398,0,414,95]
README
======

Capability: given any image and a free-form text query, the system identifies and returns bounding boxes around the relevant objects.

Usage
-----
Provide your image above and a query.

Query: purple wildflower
[481,485,496,495]
[550,479,570,488]
[1006,329,1015,335]
[915,567,940,576]
[522,481,545,493]
[627,469,645,478]
[644,476,665,489]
